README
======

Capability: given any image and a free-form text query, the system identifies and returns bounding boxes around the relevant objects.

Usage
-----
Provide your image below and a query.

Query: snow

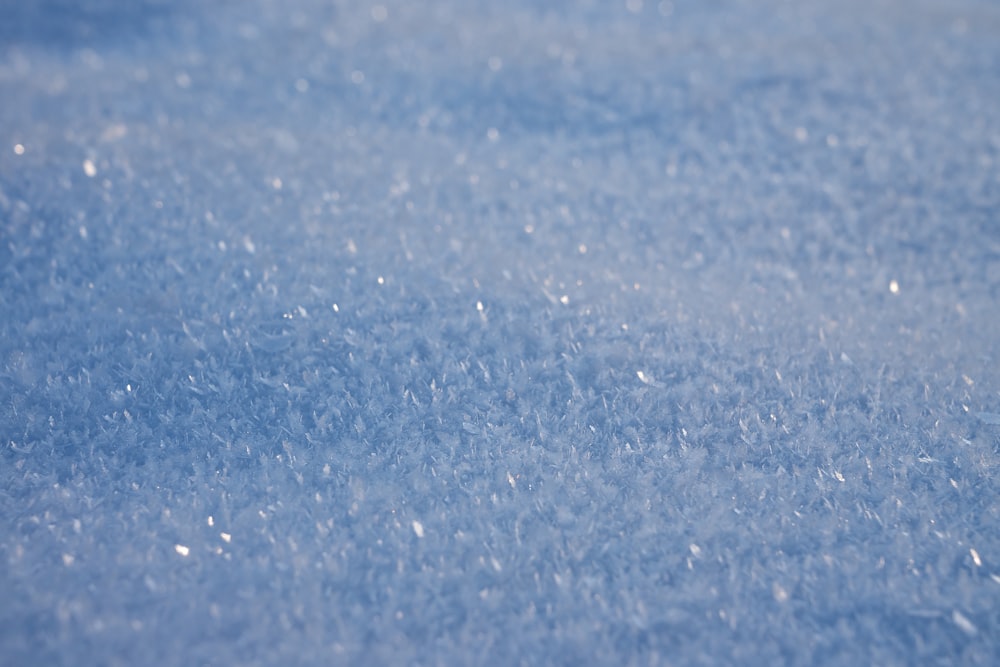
[2,0,999,664]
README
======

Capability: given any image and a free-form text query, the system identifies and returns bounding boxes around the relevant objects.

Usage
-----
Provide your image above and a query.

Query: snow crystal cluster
[1,0,998,664]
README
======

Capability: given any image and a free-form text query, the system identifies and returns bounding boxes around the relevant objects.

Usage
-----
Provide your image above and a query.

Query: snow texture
[1,0,999,664]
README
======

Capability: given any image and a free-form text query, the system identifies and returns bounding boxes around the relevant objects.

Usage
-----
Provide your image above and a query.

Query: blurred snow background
[1,0,998,664]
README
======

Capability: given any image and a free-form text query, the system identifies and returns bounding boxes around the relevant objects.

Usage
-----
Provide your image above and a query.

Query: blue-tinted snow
[2,0,999,664]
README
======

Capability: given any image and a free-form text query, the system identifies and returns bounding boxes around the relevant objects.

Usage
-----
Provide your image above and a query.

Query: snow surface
[1,0,999,664]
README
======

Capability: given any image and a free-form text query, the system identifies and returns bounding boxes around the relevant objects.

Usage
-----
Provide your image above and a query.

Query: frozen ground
[1,0,999,664]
